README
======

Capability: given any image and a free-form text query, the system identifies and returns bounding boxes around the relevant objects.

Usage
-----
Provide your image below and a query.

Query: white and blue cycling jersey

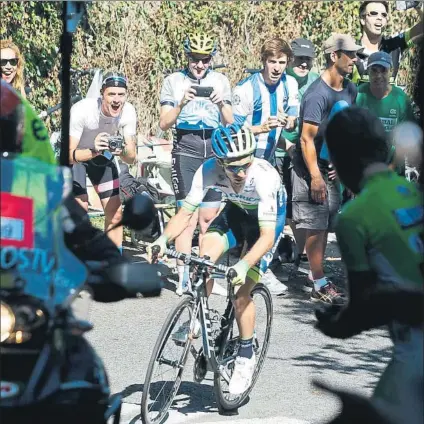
[232,72,299,163]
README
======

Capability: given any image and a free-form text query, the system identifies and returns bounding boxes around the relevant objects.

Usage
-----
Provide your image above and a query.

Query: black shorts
[171,153,222,208]
[207,202,286,281]
[275,156,292,219]
[73,160,120,200]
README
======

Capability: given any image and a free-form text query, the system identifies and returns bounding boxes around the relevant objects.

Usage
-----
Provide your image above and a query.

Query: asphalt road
[87,238,392,424]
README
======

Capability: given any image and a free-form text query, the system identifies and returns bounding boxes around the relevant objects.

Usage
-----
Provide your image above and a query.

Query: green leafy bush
[1,1,420,135]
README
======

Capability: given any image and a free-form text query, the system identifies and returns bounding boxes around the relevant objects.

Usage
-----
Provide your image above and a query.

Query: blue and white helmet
[211,124,256,160]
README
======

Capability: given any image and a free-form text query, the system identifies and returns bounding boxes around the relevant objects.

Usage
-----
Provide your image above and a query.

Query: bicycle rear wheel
[213,283,273,411]
[141,295,195,424]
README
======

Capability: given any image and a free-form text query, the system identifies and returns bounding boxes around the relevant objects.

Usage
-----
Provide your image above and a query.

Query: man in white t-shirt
[69,72,137,251]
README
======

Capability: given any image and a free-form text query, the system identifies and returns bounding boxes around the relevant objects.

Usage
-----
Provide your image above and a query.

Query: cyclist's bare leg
[101,195,123,247]
[198,232,225,296]
[175,208,198,255]
[234,278,256,339]
[198,206,219,247]
[75,194,89,212]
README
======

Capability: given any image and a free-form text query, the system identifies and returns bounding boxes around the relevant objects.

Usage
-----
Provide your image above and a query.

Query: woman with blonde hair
[1,38,26,98]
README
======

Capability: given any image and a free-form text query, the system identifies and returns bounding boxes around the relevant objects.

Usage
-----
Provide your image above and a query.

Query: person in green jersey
[356,51,415,132]
[275,38,319,273]
[356,51,415,174]
[316,106,423,421]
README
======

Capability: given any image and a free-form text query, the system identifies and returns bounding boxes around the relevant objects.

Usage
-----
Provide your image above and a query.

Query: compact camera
[191,86,214,97]
[108,135,124,151]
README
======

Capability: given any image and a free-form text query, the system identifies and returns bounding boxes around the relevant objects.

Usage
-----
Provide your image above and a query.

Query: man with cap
[356,51,415,133]
[291,34,361,303]
[274,38,319,281]
[69,72,137,252]
[356,51,415,175]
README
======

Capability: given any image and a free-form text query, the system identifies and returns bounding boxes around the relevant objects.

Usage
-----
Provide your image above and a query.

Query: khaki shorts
[291,166,341,232]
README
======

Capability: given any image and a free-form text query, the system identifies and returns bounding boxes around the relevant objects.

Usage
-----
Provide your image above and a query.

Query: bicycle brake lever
[227,268,238,282]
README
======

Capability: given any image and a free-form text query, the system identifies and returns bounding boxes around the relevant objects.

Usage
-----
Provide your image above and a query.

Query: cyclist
[147,124,286,395]
[316,106,423,421]
[353,1,423,85]
[159,32,233,296]
[69,72,137,252]
[232,37,299,295]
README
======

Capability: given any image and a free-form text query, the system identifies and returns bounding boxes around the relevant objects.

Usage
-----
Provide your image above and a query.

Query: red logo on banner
[0,192,34,249]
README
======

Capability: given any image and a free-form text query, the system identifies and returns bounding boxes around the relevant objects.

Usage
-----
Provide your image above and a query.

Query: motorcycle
[0,155,163,424]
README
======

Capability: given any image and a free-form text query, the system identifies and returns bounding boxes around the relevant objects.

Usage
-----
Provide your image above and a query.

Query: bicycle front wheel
[214,283,273,411]
[141,295,195,424]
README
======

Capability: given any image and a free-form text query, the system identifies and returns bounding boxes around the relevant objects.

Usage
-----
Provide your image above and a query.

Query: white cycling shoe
[228,353,256,395]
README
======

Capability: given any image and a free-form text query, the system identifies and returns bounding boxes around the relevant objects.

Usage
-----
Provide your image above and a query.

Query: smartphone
[395,1,420,11]
[192,86,214,97]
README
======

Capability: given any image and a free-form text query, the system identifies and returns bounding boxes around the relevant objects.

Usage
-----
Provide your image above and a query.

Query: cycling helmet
[183,32,217,56]
[0,80,24,154]
[211,124,256,160]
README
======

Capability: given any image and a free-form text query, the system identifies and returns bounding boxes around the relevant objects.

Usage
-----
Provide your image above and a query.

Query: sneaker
[228,353,256,395]
[261,269,288,296]
[311,281,345,305]
[172,319,201,344]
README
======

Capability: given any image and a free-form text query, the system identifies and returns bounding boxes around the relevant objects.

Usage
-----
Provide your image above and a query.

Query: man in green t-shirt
[356,51,415,132]
[356,51,415,174]
[275,38,319,279]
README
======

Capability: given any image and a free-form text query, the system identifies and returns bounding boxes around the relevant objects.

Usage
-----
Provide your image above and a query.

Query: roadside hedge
[1,1,420,135]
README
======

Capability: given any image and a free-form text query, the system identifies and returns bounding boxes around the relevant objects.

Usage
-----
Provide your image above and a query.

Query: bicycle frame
[164,248,237,381]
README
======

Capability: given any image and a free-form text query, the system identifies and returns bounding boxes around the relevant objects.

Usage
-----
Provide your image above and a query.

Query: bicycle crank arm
[158,357,184,369]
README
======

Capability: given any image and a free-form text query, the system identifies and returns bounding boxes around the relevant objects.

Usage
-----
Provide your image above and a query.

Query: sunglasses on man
[1,58,18,67]
[367,10,388,19]
[220,158,253,174]
[189,56,212,64]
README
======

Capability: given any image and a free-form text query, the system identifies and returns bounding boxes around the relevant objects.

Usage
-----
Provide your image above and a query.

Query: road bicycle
[140,248,273,424]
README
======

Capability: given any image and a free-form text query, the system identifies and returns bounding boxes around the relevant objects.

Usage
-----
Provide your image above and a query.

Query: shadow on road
[116,380,219,422]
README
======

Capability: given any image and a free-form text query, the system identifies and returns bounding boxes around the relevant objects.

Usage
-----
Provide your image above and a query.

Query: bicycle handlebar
[38,95,82,118]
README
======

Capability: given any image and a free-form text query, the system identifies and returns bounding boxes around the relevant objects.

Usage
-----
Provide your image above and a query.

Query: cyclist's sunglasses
[189,55,212,64]
[1,58,18,67]
[367,11,388,18]
[221,159,252,174]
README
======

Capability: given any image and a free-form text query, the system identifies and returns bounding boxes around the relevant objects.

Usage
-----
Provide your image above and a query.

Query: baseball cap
[367,51,393,69]
[291,38,316,58]
[323,33,363,54]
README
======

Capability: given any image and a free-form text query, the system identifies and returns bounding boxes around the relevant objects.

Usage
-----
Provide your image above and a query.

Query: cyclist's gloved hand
[228,259,250,286]
[147,235,168,264]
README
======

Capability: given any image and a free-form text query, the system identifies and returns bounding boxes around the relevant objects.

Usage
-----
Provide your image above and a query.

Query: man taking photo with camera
[69,72,137,252]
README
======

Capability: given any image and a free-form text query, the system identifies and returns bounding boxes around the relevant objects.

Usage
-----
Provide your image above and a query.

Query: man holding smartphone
[159,32,233,296]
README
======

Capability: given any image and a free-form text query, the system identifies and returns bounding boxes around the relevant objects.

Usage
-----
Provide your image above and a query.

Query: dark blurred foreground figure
[314,106,423,424]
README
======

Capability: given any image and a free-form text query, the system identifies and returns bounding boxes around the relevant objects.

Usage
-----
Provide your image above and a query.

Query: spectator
[356,51,415,131]
[232,37,299,296]
[356,51,416,174]
[353,1,423,84]
[159,32,233,296]
[69,72,137,252]
[291,33,361,303]
[275,38,319,281]
[1,38,26,98]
